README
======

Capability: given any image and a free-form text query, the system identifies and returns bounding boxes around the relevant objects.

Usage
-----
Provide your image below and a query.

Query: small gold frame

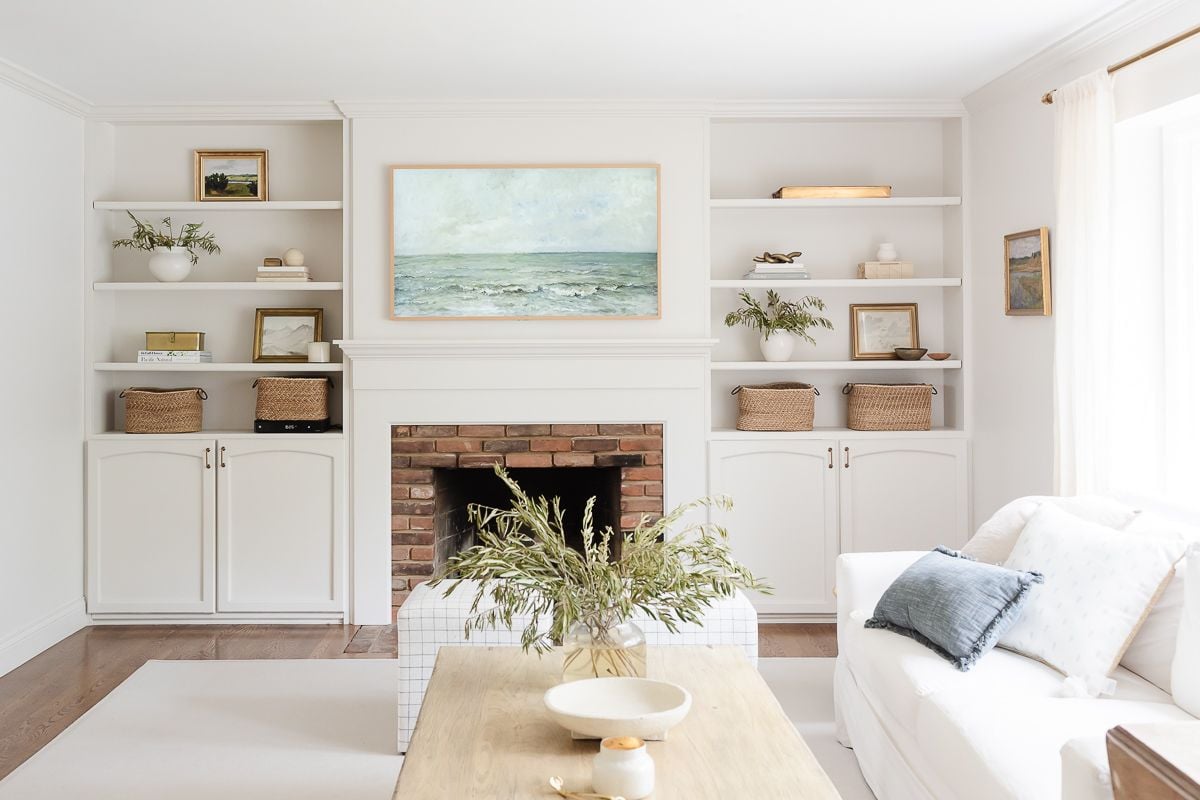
[194,149,268,202]
[850,303,920,360]
[1004,227,1052,316]
[252,308,323,363]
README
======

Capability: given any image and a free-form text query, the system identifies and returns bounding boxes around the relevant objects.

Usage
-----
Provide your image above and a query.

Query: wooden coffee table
[393,645,841,799]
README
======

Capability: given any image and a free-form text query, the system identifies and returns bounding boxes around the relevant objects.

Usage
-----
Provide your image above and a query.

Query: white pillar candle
[593,736,654,800]
[307,342,331,363]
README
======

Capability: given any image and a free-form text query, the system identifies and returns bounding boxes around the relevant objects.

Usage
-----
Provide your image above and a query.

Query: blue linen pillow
[865,546,1044,671]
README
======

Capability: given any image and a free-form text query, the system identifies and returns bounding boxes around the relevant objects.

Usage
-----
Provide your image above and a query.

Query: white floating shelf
[710,278,961,289]
[711,360,961,371]
[94,362,344,372]
[93,281,343,292]
[88,429,344,440]
[709,197,961,209]
[709,427,967,441]
[93,200,343,211]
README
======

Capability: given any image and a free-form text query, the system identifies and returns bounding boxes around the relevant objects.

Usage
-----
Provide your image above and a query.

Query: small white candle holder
[307,341,331,363]
[592,736,654,800]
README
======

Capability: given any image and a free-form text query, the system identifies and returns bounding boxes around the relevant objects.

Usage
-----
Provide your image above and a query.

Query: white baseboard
[0,597,89,678]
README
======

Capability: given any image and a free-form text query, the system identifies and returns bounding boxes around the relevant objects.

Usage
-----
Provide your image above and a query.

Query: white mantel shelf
[711,360,961,371]
[334,339,719,359]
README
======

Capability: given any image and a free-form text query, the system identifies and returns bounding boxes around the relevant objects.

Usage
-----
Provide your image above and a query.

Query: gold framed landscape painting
[850,303,920,359]
[390,164,661,320]
[253,307,323,362]
[195,149,268,201]
[1004,227,1051,316]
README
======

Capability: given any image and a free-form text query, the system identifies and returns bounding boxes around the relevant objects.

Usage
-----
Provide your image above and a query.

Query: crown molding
[0,56,91,116]
[88,100,345,123]
[709,99,966,119]
[966,0,1191,103]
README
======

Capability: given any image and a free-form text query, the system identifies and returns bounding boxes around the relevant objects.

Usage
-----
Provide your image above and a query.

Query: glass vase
[562,619,647,682]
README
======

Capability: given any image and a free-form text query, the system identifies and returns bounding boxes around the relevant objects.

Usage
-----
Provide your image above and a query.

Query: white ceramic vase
[876,242,899,262]
[147,247,193,282]
[759,331,796,362]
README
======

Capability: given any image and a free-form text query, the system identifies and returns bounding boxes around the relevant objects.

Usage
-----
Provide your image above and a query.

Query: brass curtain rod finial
[1042,91,1055,105]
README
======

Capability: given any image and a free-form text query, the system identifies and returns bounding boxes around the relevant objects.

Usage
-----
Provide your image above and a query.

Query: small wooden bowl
[927,352,951,361]
[893,347,928,360]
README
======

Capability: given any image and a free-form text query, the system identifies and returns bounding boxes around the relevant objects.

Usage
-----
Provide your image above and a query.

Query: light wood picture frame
[195,149,268,201]
[253,307,323,362]
[1004,227,1052,316]
[850,303,920,359]
[389,164,661,320]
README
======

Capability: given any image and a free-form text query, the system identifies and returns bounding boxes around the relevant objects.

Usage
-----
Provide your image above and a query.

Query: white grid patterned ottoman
[396,580,758,752]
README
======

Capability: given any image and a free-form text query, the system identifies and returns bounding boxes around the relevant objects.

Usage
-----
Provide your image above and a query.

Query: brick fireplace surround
[390,423,665,610]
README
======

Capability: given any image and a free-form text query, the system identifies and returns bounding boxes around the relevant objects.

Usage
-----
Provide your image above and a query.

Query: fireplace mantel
[335,338,718,360]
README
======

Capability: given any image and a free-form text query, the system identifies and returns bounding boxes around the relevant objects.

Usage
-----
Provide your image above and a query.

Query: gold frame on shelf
[252,307,323,363]
[194,149,269,202]
[1004,227,1052,316]
[849,303,920,360]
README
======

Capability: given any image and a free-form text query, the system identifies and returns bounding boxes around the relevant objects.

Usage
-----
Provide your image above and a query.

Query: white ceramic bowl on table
[543,677,692,740]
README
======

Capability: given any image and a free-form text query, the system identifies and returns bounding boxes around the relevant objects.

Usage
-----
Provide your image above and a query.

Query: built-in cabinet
[709,437,969,616]
[87,437,344,617]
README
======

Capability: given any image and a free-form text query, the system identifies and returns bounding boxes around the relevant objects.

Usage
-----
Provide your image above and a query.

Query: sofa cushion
[1173,548,1200,717]
[962,495,1140,565]
[865,547,1043,671]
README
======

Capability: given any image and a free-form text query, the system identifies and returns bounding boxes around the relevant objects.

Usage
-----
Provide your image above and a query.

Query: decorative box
[145,331,206,351]
[857,261,914,279]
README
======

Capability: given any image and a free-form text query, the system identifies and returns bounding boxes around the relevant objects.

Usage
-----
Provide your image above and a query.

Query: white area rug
[0,656,873,799]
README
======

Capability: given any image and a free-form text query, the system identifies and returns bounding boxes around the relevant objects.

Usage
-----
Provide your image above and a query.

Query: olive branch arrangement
[111,210,221,266]
[723,289,834,343]
[430,466,769,654]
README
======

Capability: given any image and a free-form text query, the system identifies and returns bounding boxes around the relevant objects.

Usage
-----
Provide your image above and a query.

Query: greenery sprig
[724,289,833,343]
[111,210,221,266]
[430,466,769,654]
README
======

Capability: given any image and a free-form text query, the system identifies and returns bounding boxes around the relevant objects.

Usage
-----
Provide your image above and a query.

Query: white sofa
[396,580,758,751]
[834,499,1198,800]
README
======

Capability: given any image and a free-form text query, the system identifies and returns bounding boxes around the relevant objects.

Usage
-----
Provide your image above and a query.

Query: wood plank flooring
[0,621,836,782]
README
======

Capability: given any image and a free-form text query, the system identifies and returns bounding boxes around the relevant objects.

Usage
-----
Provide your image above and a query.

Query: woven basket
[732,382,818,431]
[120,387,207,434]
[843,383,936,431]
[253,377,330,421]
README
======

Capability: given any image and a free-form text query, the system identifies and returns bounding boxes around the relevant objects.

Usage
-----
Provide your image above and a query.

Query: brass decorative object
[752,251,803,264]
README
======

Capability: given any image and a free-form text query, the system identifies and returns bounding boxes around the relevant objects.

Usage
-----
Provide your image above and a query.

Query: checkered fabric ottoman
[396,579,758,752]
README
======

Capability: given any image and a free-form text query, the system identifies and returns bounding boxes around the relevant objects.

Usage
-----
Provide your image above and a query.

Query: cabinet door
[839,439,969,554]
[217,439,344,612]
[87,439,216,613]
[708,440,839,615]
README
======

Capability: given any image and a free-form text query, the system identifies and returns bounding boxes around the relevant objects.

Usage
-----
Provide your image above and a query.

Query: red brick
[595,453,642,467]
[392,577,409,591]
[408,578,428,591]
[392,468,433,483]
[392,545,411,560]
[645,482,663,496]
[410,545,435,561]
[622,496,663,513]
[572,437,619,452]
[392,561,434,576]
[391,425,411,437]
[410,453,458,468]
[413,425,457,437]
[621,513,648,529]
[393,500,434,515]
[391,486,411,500]
[392,591,411,607]
[619,436,663,452]
[391,516,410,531]
[622,466,663,481]
[410,485,434,500]
[552,424,598,436]
[506,452,553,468]
[391,439,436,453]
[409,516,434,530]
[506,424,551,436]
[436,438,482,453]
[458,424,507,437]
[391,456,411,468]
[620,482,645,496]
[483,439,530,453]
[643,452,663,466]
[393,530,434,545]
[645,424,664,434]
[458,453,505,468]
[598,424,645,435]
[553,452,596,467]
[530,437,572,452]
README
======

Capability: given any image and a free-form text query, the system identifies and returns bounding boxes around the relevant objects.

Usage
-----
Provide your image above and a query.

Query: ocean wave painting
[391,166,659,319]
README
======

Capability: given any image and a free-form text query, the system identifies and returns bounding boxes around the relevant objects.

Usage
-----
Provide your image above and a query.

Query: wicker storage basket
[843,383,936,431]
[732,382,819,431]
[120,387,206,434]
[253,377,330,422]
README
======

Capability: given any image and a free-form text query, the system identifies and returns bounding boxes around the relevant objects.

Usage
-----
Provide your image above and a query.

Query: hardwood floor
[0,621,836,782]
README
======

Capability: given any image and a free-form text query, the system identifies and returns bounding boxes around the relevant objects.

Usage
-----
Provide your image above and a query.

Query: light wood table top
[394,645,841,799]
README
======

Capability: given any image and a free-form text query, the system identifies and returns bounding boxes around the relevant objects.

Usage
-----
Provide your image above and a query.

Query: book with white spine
[137,350,214,363]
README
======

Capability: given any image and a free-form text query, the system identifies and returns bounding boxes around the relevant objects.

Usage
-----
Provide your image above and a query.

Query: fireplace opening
[433,467,623,569]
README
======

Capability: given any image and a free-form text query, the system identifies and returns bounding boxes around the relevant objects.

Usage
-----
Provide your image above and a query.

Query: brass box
[146,331,206,351]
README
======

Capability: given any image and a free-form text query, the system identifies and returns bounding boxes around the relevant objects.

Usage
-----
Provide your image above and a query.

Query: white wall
[964,3,1200,526]
[0,82,87,675]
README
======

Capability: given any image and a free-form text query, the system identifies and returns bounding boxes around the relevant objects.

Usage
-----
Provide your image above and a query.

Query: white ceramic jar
[758,331,796,362]
[147,247,193,282]
[593,736,655,800]
[876,242,899,261]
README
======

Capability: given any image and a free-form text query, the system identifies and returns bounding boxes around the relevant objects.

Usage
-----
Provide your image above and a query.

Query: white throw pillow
[1000,504,1186,681]
[961,495,1140,565]
[1172,548,1200,718]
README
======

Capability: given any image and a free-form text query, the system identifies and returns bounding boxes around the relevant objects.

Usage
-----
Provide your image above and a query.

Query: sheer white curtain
[1053,70,1116,495]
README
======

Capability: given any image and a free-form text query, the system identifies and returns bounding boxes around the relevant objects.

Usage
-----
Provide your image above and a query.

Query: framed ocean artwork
[390,164,661,319]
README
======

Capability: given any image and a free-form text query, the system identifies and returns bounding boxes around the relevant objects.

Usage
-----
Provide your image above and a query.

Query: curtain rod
[1041,22,1200,105]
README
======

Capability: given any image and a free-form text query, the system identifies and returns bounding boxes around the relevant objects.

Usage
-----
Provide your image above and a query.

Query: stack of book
[137,350,214,363]
[256,265,312,282]
[743,262,810,280]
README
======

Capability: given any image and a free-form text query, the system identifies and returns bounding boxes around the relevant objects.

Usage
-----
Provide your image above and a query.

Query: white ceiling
[0,0,1133,104]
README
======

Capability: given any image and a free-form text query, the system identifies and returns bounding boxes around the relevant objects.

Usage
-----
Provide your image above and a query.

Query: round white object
[876,242,899,261]
[593,738,655,800]
[759,331,796,362]
[147,247,193,282]
[307,342,331,363]
[282,248,305,266]
[543,677,691,741]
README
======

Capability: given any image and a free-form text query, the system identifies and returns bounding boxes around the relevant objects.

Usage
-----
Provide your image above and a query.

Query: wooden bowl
[927,352,951,361]
[893,347,928,360]
[543,677,692,740]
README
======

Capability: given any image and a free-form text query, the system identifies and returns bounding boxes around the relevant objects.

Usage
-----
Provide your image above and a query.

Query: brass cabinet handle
[844,446,850,468]
[219,446,227,468]
[827,447,834,469]
[204,447,212,469]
